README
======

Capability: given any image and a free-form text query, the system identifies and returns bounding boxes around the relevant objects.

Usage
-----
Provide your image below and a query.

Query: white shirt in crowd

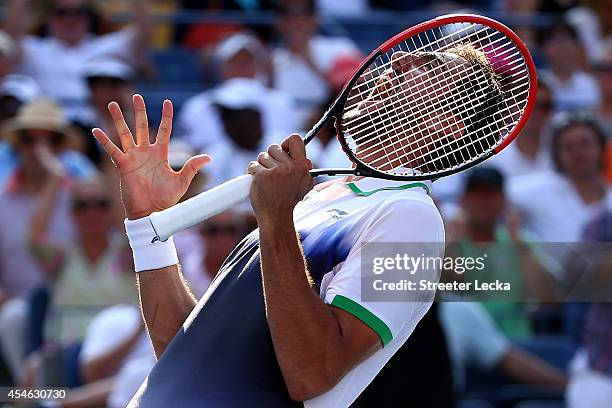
[486,142,552,180]
[79,304,155,408]
[16,29,134,121]
[79,304,152,371]
[176,78,298,152]
[440,302,510,392]
[567,350,612,408]
[204,131,279,188]
[539,70,602,111]
[508,170,612,243]
[307,137,353,168]
[273,35,360,126]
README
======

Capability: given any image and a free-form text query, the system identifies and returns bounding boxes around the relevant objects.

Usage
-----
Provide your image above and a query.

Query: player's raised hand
[92,94,211,220]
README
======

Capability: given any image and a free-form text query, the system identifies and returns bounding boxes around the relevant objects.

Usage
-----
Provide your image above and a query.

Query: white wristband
[125,216,179,272]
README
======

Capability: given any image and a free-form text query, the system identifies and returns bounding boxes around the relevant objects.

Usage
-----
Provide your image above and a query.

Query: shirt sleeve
[323,197,445,347]
[79,305,140,364]
[460,303,510,370]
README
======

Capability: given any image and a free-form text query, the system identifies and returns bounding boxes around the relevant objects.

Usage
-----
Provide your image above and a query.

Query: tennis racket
[149,13,537,241]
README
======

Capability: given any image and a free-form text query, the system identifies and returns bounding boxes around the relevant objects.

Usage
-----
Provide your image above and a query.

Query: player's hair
[424,44,504,172]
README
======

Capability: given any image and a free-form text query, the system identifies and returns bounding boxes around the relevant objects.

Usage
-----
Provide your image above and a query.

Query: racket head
[327,14,537,181]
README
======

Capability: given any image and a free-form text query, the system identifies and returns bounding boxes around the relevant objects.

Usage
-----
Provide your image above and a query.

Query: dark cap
[464,167,505,192]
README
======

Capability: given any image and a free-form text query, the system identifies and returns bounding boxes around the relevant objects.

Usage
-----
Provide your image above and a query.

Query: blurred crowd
[0,0,610,407]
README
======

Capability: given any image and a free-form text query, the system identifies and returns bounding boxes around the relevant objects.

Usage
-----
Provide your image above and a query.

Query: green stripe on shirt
[346,182,430,197]
[330,294,393,347]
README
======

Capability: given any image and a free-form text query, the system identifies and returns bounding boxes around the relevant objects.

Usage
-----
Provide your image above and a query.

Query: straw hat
[1,99,81,149]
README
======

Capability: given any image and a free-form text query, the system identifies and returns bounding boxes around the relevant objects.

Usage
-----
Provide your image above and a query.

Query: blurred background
[0,0,610,407]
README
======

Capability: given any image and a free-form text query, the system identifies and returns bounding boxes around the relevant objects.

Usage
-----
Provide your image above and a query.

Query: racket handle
[149,174,253,242]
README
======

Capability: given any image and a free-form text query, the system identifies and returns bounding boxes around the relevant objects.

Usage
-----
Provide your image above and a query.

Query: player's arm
[92,95,210,359]
[134,265,196,358]
[249,136,382,401]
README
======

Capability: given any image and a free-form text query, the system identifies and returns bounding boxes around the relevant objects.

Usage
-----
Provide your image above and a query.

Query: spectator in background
[2,0,151,121]
[182,210,247,297]
[177,32,297,152]
[201,79,278,187]
[0,75,44,190]
[0,98,95,191]
[27,304,153,407]
[98,0,180,48]
[0,99,81,382]
[177,0,278,49]
[440,301,566,395]
[592,60,612,184]
[21,175,135,389]
[272,0,361,126]
[565,0,612,65]
[566,211,612,408]
[447,168,558,338]
[0,30,18,80]
[80,57,136,166]
[594,60,612,126]
[537,21,601,111]
[27,175,133,349]
[488,79,554,179]
[508,111,612,243]
[0,74,43,124]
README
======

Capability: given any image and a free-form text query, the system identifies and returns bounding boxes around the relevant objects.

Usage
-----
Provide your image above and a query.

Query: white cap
[212,78,264,110]
[168,140,196,169]
[214,32,265,64]
[84,58,135,82]
[0,75,43,102]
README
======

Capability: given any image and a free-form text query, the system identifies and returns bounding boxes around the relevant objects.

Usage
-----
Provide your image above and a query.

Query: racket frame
[304,13,537,181]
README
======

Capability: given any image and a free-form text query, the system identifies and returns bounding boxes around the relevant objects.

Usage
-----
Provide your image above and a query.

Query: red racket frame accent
[372,14,537,155]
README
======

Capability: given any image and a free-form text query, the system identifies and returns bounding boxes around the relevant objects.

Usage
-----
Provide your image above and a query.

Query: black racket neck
[309,168,359,177]
[304,101,342,145]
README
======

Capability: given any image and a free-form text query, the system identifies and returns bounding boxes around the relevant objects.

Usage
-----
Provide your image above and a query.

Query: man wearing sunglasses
[0,99,92,383]
[2,0,151,121]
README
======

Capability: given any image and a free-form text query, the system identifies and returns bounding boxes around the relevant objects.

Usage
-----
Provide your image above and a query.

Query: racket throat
[309,168,362,177]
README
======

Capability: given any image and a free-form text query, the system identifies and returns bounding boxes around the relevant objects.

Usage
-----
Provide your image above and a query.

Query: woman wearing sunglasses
[21,168,138,387]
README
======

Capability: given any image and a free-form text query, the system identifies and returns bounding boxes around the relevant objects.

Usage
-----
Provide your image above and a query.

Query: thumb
[178,154,212,184]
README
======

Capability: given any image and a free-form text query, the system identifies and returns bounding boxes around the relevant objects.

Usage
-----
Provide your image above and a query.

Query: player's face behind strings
[344,44,503,175]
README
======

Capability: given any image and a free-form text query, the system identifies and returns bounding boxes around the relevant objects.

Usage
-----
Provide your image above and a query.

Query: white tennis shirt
[295,177,445,407]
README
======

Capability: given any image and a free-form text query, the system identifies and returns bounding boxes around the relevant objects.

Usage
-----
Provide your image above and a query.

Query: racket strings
[345,24,519,98]
[348,64,503,158]
[344,46,523,130]
[364,88,526,173]
[349,70,527,158]
[344,22,497,92]
[342,22,531,177]
[343,31,520,127]
[343,58,522,139]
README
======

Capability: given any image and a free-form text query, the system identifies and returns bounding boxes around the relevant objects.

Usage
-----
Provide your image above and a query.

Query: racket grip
[149,174,253,242]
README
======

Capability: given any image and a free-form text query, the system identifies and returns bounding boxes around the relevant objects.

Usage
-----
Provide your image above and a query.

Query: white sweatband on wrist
[125,216,179,272]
